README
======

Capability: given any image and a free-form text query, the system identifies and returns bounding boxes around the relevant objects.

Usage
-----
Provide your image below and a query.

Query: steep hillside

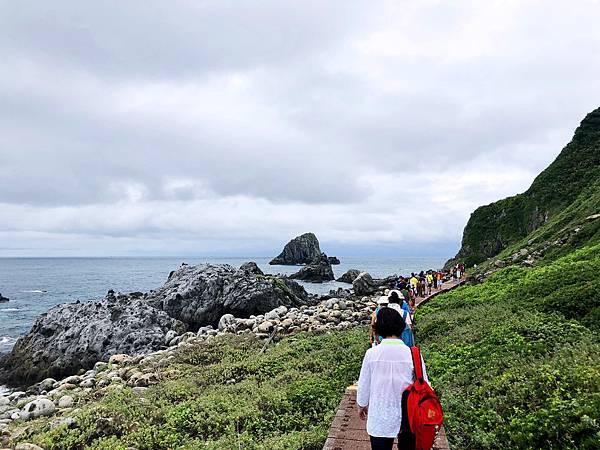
[448,107,600,268]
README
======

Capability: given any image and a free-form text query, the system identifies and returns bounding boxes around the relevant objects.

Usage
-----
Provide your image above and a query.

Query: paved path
[323,279,465,450]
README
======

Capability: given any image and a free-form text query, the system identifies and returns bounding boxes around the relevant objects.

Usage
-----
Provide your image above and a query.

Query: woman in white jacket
[357,307,429,450]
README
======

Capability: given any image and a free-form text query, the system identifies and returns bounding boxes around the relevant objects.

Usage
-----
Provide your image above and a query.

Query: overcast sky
[1,0,600,257]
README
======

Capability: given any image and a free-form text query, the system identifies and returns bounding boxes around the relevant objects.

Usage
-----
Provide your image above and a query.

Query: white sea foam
[0,385,12,396]
[1,308,20,312]
[0,336,15,345]
[21,290,46,293]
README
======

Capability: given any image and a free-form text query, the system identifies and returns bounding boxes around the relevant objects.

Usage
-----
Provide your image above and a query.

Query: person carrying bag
[402,346,444,450]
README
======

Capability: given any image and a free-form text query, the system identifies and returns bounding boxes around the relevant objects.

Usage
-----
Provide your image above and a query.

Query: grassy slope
[14,329,367,450]
[418,244,600,449]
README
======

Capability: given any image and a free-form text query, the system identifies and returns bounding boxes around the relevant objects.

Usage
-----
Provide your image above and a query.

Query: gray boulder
[289,253,334,283]
[22,398,56,419]
[337,269,361,284]
[218,314,236,331]
[328,256,341,265]
[147,263,310,330]
[353,272,377,295]
[0,293,186,386]
[269,232,321,265]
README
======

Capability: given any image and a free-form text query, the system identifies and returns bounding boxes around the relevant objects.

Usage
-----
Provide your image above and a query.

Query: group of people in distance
[357,264,465,450]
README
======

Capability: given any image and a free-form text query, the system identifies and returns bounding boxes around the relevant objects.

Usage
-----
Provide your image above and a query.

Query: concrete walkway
[323,279,465,450]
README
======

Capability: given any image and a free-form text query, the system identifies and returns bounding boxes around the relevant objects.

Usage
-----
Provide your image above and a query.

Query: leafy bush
[418,244,600,449]
[18,329,367,450]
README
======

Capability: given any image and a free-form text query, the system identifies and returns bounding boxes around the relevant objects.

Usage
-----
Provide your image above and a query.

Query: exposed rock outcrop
[328,256,341,265]
[0,293,8,303]
[269,233,322,265]
[0,292,186,385]
[289,253,334,283]
[337,269,361,284]
[146,263,310,329]
[0,263,310,387]
[239,261,264,276]
[352,272,377,295]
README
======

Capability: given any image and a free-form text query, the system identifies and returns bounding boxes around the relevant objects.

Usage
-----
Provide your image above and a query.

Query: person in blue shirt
[387,290,414,347]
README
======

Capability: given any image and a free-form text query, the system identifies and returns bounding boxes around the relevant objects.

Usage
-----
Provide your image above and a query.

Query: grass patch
[14,329,368,450]
[418,244,600,449]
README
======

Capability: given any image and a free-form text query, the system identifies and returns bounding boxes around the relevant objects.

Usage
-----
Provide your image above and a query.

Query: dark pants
[369,391,416,450]
[369,431,415,450]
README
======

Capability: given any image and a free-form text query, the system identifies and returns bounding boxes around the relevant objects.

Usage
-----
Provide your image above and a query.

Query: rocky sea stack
[269,232,340,266]
[0,293,8,303]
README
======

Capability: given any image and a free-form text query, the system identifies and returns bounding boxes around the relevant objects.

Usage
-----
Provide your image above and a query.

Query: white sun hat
[377,296,389,305]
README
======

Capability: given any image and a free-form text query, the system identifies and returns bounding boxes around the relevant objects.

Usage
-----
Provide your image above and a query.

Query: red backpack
[404,346,444,450]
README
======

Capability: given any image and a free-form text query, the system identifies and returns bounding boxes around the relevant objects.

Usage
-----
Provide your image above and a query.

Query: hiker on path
[357,308,429,450]
[388,290,414,347]
[436,271,443,290]
[409,273,418,291]
[369,296,389,347]
[426,272,433,295]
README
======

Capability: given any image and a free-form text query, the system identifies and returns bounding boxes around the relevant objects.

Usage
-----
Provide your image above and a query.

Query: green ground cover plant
[18,329,367,450]
[418,244,600,449]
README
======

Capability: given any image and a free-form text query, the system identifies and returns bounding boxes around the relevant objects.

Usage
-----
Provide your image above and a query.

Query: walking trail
[323,279,465,450]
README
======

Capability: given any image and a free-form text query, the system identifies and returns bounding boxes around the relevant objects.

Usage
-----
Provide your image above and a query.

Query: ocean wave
[21,290,47,293]
[0,336,16,345]
[0,308,20,312]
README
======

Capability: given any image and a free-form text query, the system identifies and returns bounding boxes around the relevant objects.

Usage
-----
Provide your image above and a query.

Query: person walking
[409,273,418,291]
[388,291,414,347]
[425,272,433,296]
[357,308,429,450]
[369,296,389,347]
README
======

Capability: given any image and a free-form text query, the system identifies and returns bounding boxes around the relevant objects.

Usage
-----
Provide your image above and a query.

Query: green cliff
[448,107,600,268]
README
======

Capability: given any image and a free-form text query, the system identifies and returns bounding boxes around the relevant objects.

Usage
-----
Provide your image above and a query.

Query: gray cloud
[1,0,599,255]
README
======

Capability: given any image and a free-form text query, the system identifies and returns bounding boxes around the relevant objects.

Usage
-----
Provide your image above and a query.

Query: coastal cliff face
[448,107,600,268]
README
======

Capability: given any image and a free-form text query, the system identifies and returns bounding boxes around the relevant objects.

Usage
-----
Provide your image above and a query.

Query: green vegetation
[418,244,600,449]
[15,329,367,449]
[450,107,600,267]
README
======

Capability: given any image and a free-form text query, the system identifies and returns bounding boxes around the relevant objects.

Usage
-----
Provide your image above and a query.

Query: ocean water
[0,256,445,355]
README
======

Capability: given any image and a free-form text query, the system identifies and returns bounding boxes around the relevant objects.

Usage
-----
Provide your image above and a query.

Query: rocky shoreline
[0,267,396,446]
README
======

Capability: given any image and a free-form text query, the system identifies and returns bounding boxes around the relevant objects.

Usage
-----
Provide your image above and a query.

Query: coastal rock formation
[0,292,186,385]
[239,261,264,276]
[337,269,361,284]
[352,272,377,295]
[269,233,322,265]
[0,293,8,303]
[146,263,310,329]
[328,256,341,265]
[289,253,335,283]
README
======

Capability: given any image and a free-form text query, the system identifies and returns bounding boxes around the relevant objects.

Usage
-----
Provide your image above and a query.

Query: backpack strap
[411,346,424,383]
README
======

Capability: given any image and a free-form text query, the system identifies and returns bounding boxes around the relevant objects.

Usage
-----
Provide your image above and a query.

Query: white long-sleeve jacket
[356,339,428,438]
